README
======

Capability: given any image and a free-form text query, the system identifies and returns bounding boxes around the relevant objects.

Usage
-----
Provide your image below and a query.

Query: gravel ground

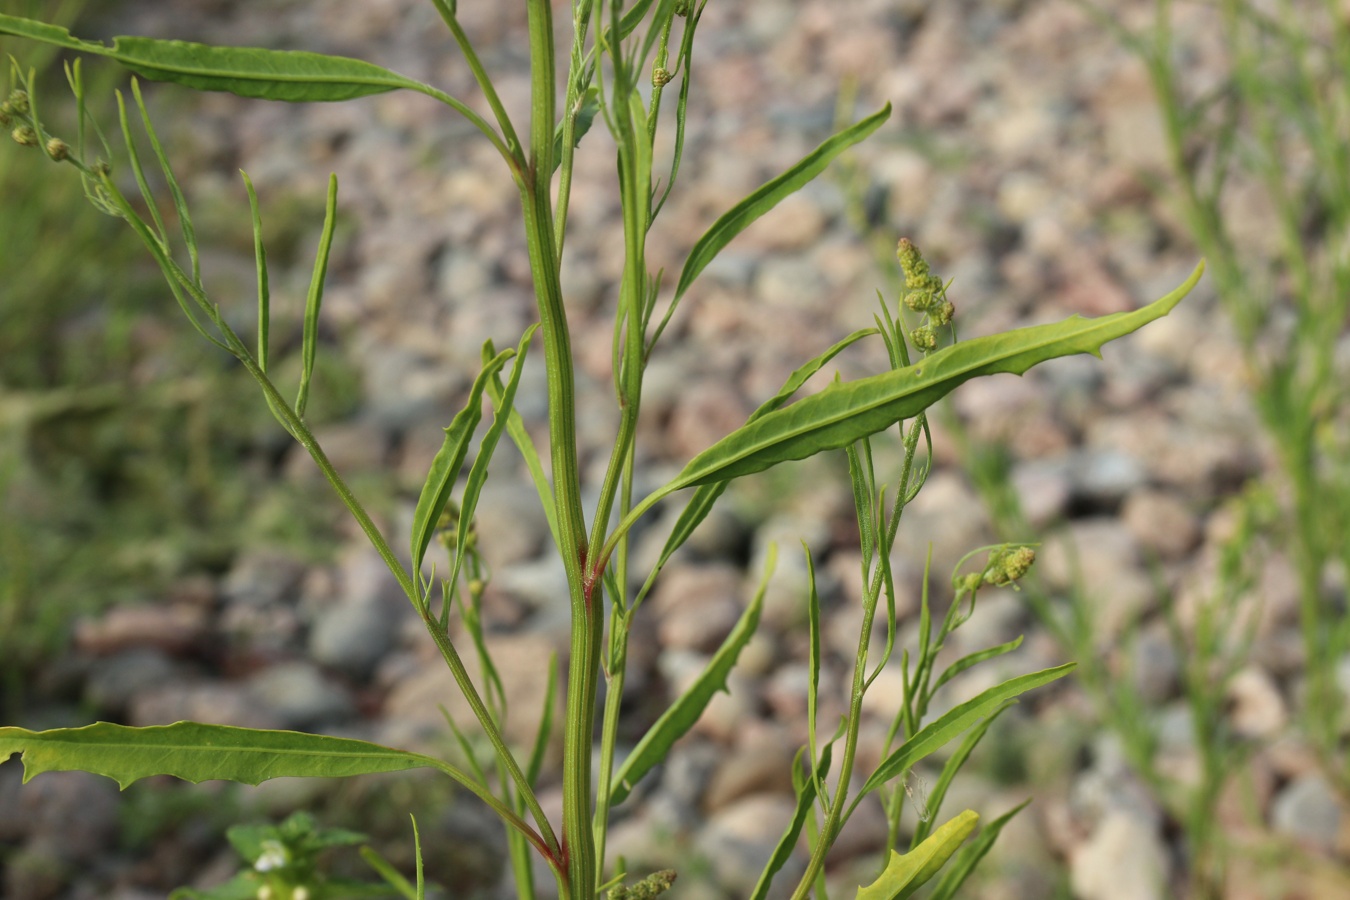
[4,1,1348,898]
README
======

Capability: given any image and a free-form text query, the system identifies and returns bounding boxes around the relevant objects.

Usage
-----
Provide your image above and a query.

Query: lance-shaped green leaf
[857,663,1074,801]
[666,262,1204,492]
[0,13,431,101]
[410,346,515,578]
[671,104,891,305]
[856,810,979,900]
[609,545,773,806]
[0,721,439,787]
[649,104,890,347]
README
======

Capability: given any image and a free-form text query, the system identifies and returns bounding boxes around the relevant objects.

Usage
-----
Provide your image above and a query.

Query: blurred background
[2,0,1348,898]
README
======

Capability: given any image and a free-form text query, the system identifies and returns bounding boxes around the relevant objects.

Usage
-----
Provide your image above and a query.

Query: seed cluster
[896,237,956,352]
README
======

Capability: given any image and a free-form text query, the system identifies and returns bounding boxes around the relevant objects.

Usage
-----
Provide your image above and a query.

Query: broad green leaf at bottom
[0,721,438,788]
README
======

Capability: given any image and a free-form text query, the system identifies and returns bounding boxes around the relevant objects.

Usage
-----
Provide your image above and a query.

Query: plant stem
[523,0,600,895]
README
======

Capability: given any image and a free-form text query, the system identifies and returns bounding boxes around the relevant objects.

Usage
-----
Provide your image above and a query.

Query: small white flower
[292,887,311,900]
[255,839,290,872]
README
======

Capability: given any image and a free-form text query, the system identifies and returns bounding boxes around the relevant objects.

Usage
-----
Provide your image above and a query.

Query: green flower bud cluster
[608,869,677,900]
[984,546,1035,587]
[652,66,673,87]
[674,0,692,15]
[10,123,37,147]
[0,89,30,122]
[896,237,956,352]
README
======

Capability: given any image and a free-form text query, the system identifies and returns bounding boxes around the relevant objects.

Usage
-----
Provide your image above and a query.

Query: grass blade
[609,544,774,806]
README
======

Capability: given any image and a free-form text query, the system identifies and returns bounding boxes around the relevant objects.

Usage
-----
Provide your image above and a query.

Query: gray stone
[247,660,356,729]
[382,632,563,752]
[1225,666,1287,739]
[1129,624,1180,704]
[1069,449,1146,505]
[695,793,803,899]
[652,563,745,652]
[1040,518,1153,639]
[1271,774,1342,852]
[220,549,308,609]
[472,479,551,568]
[702,728,795,812]
[4,770,119,862]
[1122,489,1202,560]
[308,547,407,678]
[84,648,181,715]
[1069,811,1170,900]
[130,680,283,730]
[73,602,212,656]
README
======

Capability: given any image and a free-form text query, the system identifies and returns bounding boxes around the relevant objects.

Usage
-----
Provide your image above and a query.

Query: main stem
[524,1,600,897]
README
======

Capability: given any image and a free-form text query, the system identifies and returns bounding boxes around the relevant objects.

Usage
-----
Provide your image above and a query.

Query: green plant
[1084,0,1350,772]
[927,1,1349,894]
[0,2,363,716]
[0,3,1201,898]
[170,810,399,900]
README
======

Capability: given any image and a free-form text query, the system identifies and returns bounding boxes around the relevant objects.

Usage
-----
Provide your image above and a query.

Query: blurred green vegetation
[0,3,361,714]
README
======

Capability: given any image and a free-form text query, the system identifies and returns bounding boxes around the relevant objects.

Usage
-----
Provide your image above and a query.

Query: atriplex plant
[0,3,1202,898]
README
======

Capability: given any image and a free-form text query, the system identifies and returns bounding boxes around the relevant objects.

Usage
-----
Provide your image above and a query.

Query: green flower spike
[896,237,930,289]
[609,869,677,900]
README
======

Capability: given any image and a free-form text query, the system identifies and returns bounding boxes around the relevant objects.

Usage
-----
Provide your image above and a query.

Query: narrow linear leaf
[858,663,1074,799]
[241,171,271,372]
[926,801,1031,900]
[931,635,1023,695]
[450,326,539,595]
[295,172,338,419]
[0,14,433,101]
[0,722,439,788]
[410,347,515,577]
[856,810,980,900]
[748,744,833,900]
[609,545,774,806]
[672,104,890,305]
[670,263,1204,492]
